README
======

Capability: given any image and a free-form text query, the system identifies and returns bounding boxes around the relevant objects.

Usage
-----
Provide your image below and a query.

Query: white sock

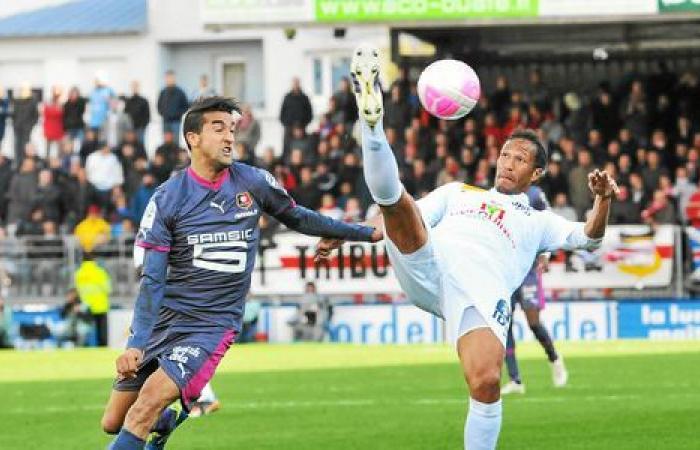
[360,119,403,206]
[197,382,217,403]
[465,397,502,450]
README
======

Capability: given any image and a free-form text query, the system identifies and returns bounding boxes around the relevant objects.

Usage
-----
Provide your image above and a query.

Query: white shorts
[384,228,509,348]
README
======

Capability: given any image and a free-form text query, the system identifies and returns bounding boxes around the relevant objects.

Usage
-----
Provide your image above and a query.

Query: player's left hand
[115,348,143,381]
[315,238,343,262]
[588,169,620,199]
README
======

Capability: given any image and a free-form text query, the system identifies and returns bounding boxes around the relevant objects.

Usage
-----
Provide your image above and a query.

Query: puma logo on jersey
[210,199,226,214]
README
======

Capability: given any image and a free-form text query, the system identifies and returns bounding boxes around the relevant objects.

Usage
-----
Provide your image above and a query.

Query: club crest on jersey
[492,299,511,327]
[480,201,505,221]
[236,192,253,209]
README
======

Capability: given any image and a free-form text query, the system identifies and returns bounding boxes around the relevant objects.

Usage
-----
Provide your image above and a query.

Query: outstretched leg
[352,44,427,254]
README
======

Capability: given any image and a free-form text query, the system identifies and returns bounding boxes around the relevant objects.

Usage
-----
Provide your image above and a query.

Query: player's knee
[101,414,122,434]
[468,369,501,402]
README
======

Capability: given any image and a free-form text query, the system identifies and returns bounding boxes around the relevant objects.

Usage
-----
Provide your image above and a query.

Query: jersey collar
[187,166,230,191]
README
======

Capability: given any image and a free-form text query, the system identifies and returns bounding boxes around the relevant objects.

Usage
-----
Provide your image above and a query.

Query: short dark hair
[506,129,548,170]
[182,96,241,150]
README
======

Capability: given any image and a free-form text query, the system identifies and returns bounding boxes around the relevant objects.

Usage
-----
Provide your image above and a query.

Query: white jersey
[390,182,600,344]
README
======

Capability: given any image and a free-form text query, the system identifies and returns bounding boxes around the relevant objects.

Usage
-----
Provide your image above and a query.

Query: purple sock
[108,428,145,450]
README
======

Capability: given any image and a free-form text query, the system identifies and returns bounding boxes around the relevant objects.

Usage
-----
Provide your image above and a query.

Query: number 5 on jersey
[193,241,248,273]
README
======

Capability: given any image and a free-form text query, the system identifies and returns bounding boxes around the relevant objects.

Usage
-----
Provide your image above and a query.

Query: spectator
[150,152,172,186]
[74,205,110,253]
[189,74,216,102]
[539,160,568,203]
[568,148,594,219]
[88,72,115,133]
[591,85,619,143]
[384,84,412,132]
[116,129,147,163]
[15,207,45,238]
[551,193,577,222]
[641,189,677,225]
[673,166,696,223]
[490,75,511,122]
[291,166,321,210]
[31,169,62,223]
[563,92,590,145]
[0,153,12,224]
[641,151,669,196]
[236,104,261,153]
[239,299,261,344]
[525,69,551,112]
[343,196,363,223]
[57,288,93,347]
[288,281,331,342]
[154,130,180,174]
[74,252,111,346]
[64,165,97,228]
[79,128,99,165]
[101,98,133,149]
[129,171,156,223]
[12,82,39,165]
[62,86,86,144]
[85,142,124,208]
[609,186,640,224]
[436,155,466,187]
[42,86,65,158]
[318,193,343,220]
[280,77,313,156]
[0,84,8,150]
[157,70,189,137]
[0,297,12,348]
[333,76,358,128]
[6,157,38,231]
[124,81,150,145]
[620,80,650,146]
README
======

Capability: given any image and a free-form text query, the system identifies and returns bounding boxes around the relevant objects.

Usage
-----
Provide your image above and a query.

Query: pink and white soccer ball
[417,59,480,120]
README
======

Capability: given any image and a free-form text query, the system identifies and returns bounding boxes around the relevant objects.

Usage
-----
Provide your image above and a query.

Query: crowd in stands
[1,63,700,268]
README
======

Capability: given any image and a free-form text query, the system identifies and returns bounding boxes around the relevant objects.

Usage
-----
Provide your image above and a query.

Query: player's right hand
[115,348,143,380]
[315,238,344,262]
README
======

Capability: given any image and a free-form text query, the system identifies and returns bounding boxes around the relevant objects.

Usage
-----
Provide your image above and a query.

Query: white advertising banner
[257,301,616,344]
[542,224,675,290]
[539,0,657,16]
[199,0,314,25]
[251,225,675,296]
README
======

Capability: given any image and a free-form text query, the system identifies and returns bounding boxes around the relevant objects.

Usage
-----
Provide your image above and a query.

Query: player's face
[195,111,239,171]
[495,139,539,194]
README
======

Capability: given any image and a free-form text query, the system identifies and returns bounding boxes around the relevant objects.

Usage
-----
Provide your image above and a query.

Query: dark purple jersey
[129,162,373,349]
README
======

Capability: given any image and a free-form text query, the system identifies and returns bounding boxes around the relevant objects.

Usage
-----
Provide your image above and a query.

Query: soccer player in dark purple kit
[101,96,380,449]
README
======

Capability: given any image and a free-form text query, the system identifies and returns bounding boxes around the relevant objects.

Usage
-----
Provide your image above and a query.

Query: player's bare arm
[584,169,619,239]
[314,212,384,262]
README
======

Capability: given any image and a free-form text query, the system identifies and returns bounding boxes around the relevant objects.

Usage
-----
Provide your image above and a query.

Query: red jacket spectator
[685,190,700,227]
[43,102,64,141]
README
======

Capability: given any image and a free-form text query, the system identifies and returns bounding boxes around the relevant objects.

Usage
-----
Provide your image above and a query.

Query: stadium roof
[0,0,147,38]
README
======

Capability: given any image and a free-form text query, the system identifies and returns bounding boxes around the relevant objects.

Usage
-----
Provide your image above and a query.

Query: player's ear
[185,131,200,150]
[531,167,544,182]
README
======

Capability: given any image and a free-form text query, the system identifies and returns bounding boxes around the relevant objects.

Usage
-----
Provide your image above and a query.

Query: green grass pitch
[1,340,698,449]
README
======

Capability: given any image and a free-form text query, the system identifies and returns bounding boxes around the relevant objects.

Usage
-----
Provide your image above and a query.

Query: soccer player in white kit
[317,45,619,450]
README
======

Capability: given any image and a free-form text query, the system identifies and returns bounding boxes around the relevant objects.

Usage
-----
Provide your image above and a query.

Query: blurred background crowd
[2,62,700,347]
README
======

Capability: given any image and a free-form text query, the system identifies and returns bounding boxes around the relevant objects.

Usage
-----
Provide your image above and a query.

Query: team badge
[236,192,253,209]
[492,299,511,327]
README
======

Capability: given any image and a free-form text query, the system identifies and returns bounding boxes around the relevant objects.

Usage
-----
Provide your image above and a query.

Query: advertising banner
[315,0,539,22]
[255,301,616,344]
[618,301,700,339]
[542,224,675,290]
[251,225,675,296]
[199,0,314,25]
[658,0,700,12]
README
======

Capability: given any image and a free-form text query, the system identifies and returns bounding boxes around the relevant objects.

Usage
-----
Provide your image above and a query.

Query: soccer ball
[417,59,480,120]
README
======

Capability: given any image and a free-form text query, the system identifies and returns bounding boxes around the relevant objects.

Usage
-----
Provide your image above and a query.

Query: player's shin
[465,397,502,450]
[108,428,146,450]
[360,119,403,206]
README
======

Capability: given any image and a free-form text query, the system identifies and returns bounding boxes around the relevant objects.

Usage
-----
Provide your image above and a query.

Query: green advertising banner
[658,0,700,12]
[315,0,540,22]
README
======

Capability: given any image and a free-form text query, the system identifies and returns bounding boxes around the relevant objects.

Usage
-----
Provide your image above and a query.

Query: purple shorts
[114,320,236,411]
